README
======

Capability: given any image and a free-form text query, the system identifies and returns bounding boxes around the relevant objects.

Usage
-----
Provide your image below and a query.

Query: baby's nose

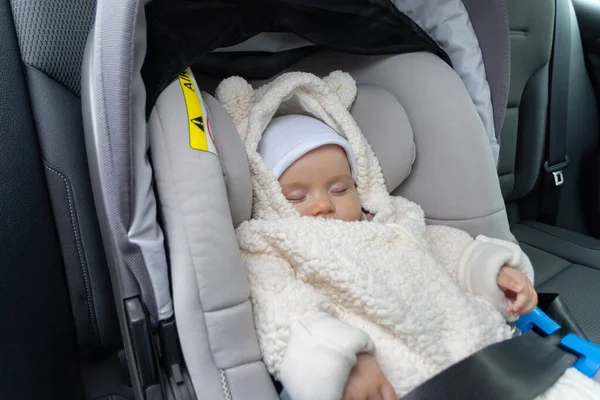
[313,196,335,216]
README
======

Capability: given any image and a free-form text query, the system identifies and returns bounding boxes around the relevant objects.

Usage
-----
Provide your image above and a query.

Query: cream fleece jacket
[216,71,600,400]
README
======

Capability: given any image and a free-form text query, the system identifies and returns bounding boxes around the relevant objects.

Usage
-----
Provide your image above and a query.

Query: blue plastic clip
[515,307,562,335]
[561,334,600,378]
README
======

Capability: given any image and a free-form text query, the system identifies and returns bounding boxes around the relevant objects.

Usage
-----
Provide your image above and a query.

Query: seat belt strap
[541,0,572,224]
[401,330,576,400]
[401,294,600,400]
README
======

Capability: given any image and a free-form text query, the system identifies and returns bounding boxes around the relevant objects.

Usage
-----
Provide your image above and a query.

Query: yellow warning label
[178,69,212,152]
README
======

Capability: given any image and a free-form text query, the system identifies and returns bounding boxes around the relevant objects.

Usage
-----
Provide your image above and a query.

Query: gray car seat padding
[82,0,172,325]
[149,78,277,399]
[287,51,514,241]
[204,95,253,228]
[392,0,500,163]
[350,85,416,193]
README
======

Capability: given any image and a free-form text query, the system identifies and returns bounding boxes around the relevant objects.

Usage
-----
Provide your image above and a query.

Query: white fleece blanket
[239,206,513,396]
[216,71,600,399]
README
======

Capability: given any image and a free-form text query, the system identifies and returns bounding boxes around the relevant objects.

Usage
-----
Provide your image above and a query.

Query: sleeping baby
[215,71,600,400]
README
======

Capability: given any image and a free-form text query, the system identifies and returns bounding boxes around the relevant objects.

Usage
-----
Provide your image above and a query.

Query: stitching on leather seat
[44,162,99,341]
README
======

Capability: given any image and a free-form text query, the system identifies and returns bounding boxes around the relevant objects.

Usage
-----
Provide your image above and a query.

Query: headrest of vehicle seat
[203,83,415,224]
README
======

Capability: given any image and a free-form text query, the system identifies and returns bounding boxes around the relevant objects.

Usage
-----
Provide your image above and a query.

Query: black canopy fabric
[142,0,449,116]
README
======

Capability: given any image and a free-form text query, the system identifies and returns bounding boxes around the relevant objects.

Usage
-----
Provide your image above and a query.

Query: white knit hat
[258,114,358,180]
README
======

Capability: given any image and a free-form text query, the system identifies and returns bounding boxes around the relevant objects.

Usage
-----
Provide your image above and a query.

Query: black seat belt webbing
[541,0,572,224]
[400,330,576,400]
[400,294,580,400]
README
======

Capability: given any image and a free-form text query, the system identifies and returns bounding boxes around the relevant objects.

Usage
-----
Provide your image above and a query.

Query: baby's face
[278,144,362,221]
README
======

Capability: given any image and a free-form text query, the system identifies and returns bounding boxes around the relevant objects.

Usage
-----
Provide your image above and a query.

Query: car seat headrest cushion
[350,84,415,193]
[150,76,414,227]
[203,83,415,224]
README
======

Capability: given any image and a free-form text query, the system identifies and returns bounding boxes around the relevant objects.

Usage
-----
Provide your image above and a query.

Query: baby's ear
[215,76,255,134]
[323,71,357,110]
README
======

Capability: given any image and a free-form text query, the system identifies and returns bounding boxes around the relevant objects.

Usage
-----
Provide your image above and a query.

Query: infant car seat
[148,51,513,400]
[81,0,593,399]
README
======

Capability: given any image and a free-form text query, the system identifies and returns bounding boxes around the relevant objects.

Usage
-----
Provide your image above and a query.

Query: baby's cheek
[342,198,363,222]
[292,202,311,217]
[354,207,363,221]
[351,193,363,221]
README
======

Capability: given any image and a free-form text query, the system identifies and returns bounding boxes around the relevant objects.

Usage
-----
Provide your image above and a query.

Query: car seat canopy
[142,0,450,117]
[142,0,508,165]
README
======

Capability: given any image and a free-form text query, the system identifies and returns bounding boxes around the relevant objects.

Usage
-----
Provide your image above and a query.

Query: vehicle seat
[1,0,131,398]
[148,50,513,398]
[503,0,600,342]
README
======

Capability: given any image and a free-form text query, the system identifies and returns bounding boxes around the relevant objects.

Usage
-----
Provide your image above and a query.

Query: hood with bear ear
[215,71,395,221]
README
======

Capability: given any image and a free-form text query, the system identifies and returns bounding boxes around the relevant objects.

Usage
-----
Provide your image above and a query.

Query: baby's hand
[497,265,538,315]
[342,353,396,400]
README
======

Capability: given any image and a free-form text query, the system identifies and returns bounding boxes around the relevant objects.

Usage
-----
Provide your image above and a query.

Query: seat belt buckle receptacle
[543,156,570,186]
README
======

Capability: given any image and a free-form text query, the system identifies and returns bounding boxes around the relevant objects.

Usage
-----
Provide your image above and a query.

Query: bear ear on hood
[215,76,256,138]
[323,70,357,110]
[215,71,357,138]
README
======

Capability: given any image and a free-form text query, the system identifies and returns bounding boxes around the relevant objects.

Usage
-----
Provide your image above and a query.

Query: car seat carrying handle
[400,293,600,400]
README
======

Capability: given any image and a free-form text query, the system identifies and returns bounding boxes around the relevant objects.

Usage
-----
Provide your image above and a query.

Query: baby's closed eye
[329,178,353,195]
[284,189,307,203]
[330,184,348,194]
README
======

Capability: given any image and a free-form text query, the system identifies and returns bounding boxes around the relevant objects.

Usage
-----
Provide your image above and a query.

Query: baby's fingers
[521,286,538,314]
[507,289,530,314]
[380,383,396,400]
[497,269,524,293]
[498,267,537,315]
[508,281,539,315]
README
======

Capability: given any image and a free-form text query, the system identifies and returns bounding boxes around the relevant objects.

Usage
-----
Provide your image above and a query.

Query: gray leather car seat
[1,0,131,398]
[503,0,600,342]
